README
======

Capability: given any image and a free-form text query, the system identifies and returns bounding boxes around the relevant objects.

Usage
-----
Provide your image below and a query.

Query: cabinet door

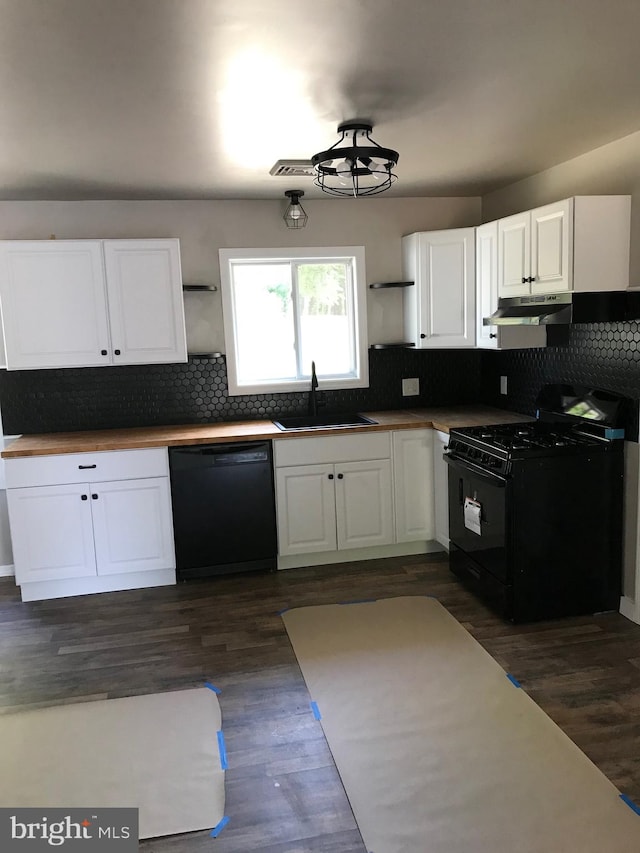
[335,459,393,549]
[393,430,435,543]
[7,483,97,583]
[0,241,111,369]
[418,229,476,348]
[275,464,336,555]
[103,239,187,365]
[90,477,175,575]
[498,212,531,297]
[530,199,573,294]
[433,431,450,550]
[476,221,499,349]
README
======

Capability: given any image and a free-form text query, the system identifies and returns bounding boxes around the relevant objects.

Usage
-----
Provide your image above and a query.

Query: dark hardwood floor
[1,553,640,851]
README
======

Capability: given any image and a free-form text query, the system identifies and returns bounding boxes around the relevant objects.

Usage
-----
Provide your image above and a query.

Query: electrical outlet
[402,377,420,396]
[500,375,508,395]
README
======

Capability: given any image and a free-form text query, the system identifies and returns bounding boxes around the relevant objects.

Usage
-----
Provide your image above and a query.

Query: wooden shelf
[369,342,415,349]
[369,281,414,289]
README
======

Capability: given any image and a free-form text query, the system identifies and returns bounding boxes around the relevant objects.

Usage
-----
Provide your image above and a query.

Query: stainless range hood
[485,291,640,326]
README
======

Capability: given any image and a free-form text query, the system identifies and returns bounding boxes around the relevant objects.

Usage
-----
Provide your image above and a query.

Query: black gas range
[445,384,627,623]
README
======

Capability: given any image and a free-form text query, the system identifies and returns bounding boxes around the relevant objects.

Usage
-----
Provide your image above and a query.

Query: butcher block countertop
[1,406,532,459]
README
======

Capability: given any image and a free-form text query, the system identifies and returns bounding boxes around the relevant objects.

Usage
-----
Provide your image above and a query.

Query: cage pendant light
[283,190,308,228]
[311,122,399,197]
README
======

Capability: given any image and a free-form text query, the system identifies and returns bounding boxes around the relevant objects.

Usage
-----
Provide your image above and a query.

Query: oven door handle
[444,452,508,487]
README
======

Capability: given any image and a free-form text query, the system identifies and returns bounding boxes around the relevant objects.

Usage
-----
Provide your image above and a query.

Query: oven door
[445,453,509,584]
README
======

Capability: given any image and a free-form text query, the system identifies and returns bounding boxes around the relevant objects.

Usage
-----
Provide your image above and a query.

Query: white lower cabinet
[433,430,450,549]
[392,429,435,543]
[274,429,440,562]
[8,482,97,582]
[275,457,393,556]
[274,432,394,557]
[5,448,176,601]
[275,464,337,555]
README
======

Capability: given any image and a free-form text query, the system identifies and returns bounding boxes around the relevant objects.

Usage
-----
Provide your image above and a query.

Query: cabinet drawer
[5,447,169,489]
[274,431,391,467]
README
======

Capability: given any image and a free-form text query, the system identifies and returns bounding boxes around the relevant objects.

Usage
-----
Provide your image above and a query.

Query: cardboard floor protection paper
[0,687,225,839]
[283,596,640,853]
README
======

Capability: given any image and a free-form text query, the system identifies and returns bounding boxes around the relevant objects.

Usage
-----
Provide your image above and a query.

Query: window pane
[297,262,354,377]
[232,263,296,382]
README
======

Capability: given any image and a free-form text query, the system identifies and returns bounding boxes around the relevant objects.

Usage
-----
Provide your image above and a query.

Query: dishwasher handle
[169,442,271,469]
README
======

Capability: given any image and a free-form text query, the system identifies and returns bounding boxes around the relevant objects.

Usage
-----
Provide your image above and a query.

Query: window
[219,246,368,395]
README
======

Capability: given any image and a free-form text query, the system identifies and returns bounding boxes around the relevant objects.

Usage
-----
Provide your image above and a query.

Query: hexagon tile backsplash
[0,348,482,435]
[481,322,640,439]
[2,323,639,437]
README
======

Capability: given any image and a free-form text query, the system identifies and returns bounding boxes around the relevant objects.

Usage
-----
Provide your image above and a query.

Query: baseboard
[0,563,15,577]
[619,595,639,625]
[18,568,176,602]
[278,541,445,571]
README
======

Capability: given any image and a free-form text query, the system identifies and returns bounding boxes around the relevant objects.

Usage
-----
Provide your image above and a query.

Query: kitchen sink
[272,413,378,431]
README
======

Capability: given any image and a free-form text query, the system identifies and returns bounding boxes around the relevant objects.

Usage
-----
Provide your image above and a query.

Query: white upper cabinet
[477,221,545,350]
[497,212,531,297]
[403,228,476,348]
[0,241,111,369]
[0,238,187,370]
[103,240,187,365]
[497,196,630,298]
[530,199,572,294]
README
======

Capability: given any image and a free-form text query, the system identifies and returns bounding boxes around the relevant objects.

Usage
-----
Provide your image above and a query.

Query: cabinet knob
[337,473,344,480]
[91,493,98,500]
[420,333,426,339]
[101,350,108,356]
[328,473,334,480]
[114,349,121,356]
[489,333,497,338]
[81,494,88,501]
[521,277,527,284]
[527,276,535,283]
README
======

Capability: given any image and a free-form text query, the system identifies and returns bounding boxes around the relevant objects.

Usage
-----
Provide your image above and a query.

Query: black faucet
[308,361,319,416]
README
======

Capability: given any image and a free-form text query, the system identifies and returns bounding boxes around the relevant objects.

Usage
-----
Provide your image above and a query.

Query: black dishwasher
[168,442,277,579]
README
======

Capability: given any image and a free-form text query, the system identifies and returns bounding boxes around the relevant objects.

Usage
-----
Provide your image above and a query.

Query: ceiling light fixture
[283,189,308,229]
[311,122,399,197]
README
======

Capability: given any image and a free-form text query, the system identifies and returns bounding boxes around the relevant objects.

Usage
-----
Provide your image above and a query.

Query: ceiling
[2,0,640,201]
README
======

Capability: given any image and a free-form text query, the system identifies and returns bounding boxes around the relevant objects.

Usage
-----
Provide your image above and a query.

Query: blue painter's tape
[506,673,521,688]
[605,427,625,440]
[217,730,228,770]
[620,793,640,815]
[339,598,377,605]
[210,816,230,837]
[204,682,221,694]
[310,701,322,720]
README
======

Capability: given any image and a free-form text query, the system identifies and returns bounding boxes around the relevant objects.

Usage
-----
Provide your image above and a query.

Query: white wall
[0,196,481,351]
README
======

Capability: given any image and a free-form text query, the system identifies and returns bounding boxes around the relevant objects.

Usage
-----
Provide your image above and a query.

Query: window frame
[219,246,369,396]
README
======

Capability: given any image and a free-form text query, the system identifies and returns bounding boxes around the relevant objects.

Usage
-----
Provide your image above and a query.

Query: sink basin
[273,413,378,431]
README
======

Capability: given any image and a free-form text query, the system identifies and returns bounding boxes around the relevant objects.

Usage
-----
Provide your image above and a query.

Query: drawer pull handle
[78,464,97,469]
[81,494,88,501]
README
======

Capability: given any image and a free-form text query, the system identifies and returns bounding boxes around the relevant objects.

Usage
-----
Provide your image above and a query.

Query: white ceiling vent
[269,159,315,178]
